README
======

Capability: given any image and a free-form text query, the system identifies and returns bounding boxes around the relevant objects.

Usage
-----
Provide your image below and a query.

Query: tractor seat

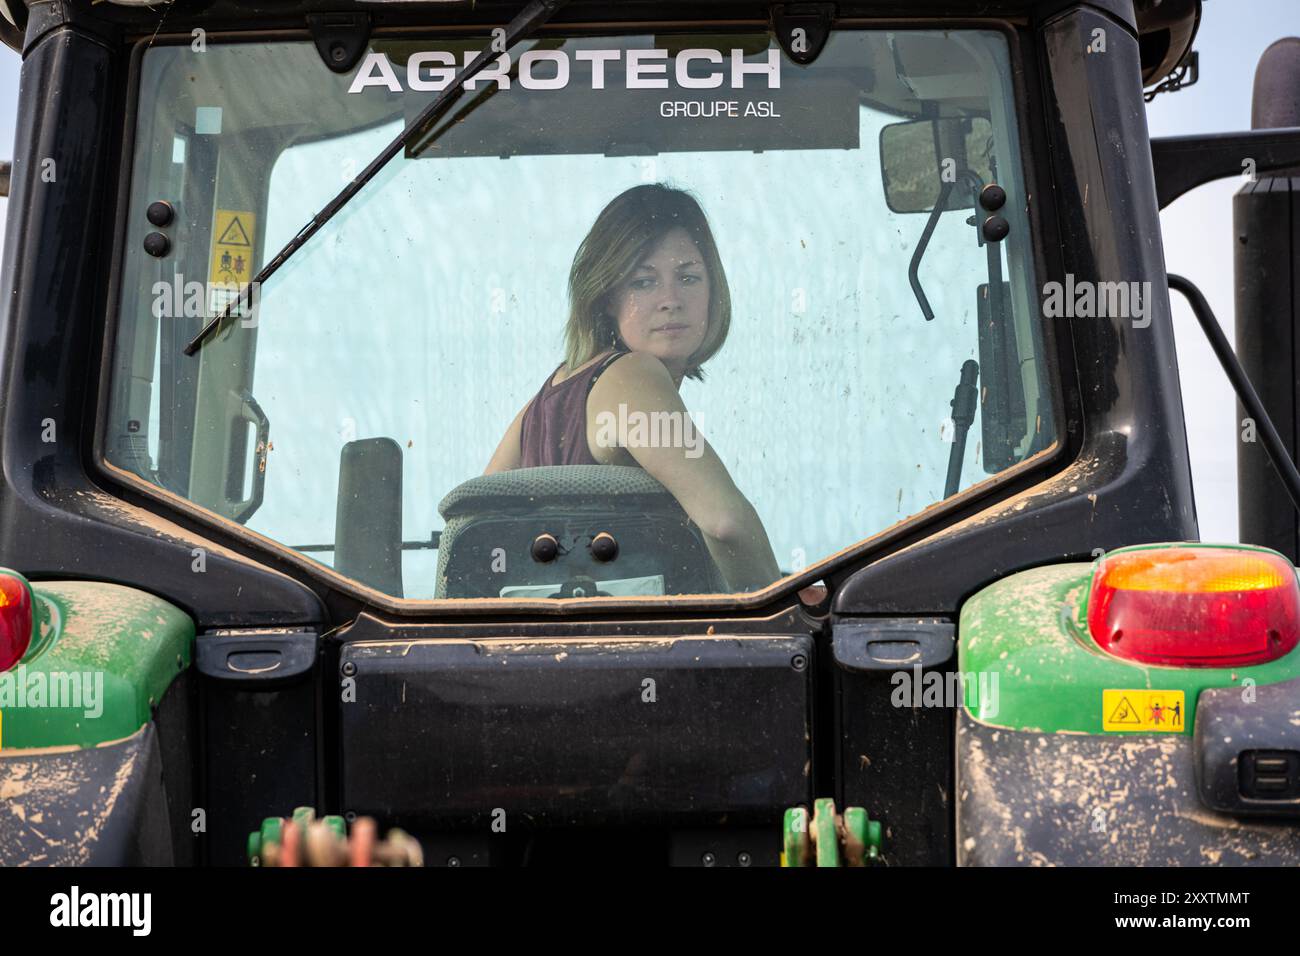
[434,465,724,598]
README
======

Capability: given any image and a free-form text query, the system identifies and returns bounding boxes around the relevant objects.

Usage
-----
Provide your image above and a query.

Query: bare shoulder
[591,350,676,402]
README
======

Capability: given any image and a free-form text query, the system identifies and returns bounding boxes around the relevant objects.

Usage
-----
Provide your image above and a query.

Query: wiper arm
[184,0,570,356]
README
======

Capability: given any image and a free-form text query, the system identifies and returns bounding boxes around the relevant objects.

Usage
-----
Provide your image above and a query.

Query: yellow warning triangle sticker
[1107,695,1142,724]
[216,216,251,247]
[1103,688,1185,732]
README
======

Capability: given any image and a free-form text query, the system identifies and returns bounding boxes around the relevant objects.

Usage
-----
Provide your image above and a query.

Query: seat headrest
[438,465,675,518]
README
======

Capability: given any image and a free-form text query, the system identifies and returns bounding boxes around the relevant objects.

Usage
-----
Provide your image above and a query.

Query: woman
[485,184,780,592]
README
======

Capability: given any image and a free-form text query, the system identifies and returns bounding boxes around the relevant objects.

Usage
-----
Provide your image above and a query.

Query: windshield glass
[106,27,1055,602]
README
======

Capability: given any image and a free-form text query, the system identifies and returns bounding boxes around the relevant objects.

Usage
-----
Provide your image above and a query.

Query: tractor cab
[97,13,1060,607]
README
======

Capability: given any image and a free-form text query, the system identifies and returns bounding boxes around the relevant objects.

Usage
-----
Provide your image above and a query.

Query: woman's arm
[588,352,781,591]
[484,404,527,475]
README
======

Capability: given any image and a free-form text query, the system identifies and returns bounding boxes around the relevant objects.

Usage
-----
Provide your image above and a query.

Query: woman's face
[608,227,710,380]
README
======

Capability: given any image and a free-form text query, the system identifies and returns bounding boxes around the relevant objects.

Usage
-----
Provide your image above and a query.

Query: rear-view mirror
[880,117,995,213]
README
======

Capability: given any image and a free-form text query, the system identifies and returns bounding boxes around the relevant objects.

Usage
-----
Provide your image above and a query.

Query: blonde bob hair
[563,184,731,382]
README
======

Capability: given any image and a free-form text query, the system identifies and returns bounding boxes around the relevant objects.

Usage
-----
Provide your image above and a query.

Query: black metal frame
[1151,128,1300,209]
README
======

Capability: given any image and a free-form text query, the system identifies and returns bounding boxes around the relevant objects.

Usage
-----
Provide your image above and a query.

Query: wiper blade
[184,0,570,356]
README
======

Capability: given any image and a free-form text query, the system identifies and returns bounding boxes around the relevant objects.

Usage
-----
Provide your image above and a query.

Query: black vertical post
[1235,38,1300,560]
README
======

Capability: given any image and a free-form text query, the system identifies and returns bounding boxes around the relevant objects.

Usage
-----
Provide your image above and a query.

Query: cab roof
[0,0,1199,89]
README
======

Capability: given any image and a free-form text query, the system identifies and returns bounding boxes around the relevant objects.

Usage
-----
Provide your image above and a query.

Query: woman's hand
[588,351,781,591]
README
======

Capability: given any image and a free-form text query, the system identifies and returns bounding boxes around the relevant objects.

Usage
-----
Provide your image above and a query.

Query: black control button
[531,533,559,563]
[979,183,1007,211]
[146,200,174,226]
[981,215,1010,243]
[143,232,170,257]
[590,532,618,562]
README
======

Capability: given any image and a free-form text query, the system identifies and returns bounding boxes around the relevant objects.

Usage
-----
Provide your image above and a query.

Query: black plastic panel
[957,711,1300,865]
[154,669,198,867]
[198,631,320,866]
[1195,675,1300,817]
[832,619,955,671]
[0,723,172,865]
[196,629,318,687]
[832,619,955,865]
[339,634,813,827]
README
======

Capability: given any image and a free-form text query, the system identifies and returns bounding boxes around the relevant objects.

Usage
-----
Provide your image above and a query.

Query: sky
[0,0,1293,545]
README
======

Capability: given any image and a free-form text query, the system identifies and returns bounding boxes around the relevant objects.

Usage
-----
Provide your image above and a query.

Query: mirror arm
[1151,128,1300,209]
[1168,273,1300,517]
[908,180,955,321]
[909,169,987,322]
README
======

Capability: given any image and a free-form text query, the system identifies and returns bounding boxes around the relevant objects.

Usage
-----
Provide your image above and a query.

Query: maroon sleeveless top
[519,350,628,467]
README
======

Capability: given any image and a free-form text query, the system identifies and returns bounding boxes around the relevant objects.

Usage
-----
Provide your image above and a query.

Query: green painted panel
[0,578,193,748]
[958,561,1300,734]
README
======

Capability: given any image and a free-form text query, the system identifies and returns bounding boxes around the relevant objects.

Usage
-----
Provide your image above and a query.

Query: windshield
[105,26,1055,602]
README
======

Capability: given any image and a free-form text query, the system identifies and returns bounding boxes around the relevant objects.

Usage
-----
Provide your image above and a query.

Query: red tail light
[1086,545,1300,668]
[0,571,33,672]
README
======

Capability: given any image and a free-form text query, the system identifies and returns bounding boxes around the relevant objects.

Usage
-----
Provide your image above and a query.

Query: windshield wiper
[184,0,570,356]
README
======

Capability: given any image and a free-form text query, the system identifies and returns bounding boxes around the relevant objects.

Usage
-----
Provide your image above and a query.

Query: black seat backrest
[435,465,723,598]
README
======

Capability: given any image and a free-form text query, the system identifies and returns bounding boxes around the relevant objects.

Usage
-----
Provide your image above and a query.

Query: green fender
[957,559,1300,734]
[0,573,193,749]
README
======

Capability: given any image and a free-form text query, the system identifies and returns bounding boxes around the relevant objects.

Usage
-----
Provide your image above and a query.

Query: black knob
[590,532,619,562]
[981,215,1010,243]
[143,232,170,257]
[146,200,174,226]
[531,533,559,563]
[979,184,1007,211]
